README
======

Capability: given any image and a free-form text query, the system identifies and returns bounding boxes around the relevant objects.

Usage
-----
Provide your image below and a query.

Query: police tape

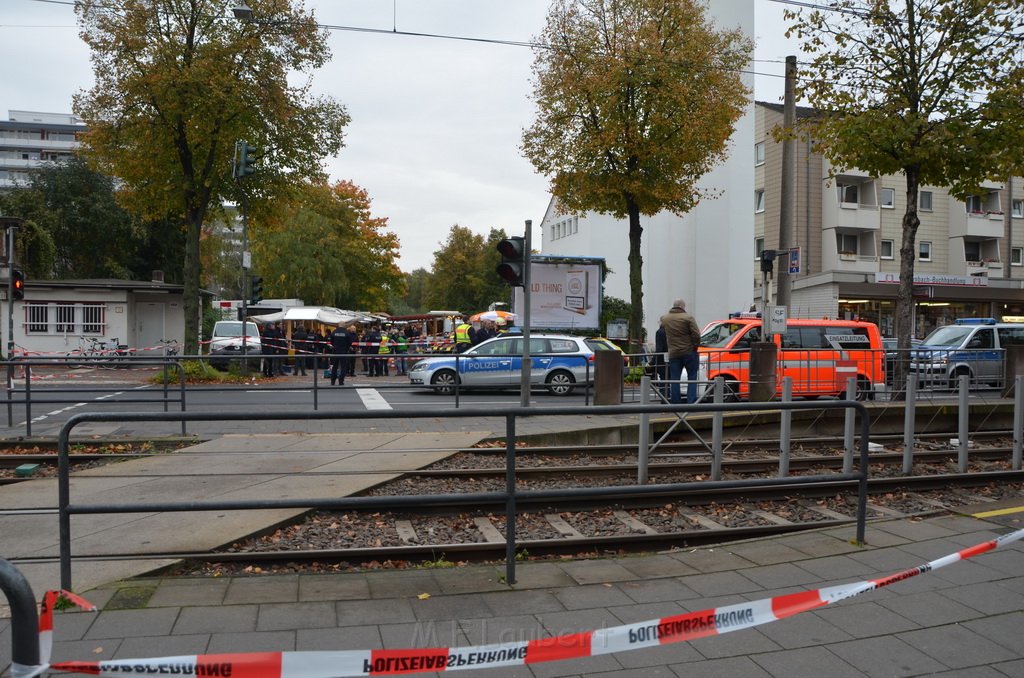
[17,526,1022,678]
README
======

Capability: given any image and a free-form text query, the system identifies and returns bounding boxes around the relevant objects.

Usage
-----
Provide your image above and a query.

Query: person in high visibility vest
[377,329,392,376]
[455,319,473,353]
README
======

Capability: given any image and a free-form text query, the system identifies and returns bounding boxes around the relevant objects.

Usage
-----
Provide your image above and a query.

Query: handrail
[55,401,870,589]
[0,558,40,673]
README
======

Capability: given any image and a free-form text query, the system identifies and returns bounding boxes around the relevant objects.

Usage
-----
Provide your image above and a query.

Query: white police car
[409,334,607,395]
[911,318,1024,388]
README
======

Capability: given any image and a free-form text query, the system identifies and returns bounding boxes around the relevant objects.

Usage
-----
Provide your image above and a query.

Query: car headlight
[410,362,428,372]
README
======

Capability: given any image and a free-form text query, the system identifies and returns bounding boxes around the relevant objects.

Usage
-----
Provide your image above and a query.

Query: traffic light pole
[519,220,532,408]
[240,189,250,374]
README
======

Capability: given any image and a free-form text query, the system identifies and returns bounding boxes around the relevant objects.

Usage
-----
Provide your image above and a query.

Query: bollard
[593,350,623,405]
[748,342,777,402]
[1003,345,1024,398]
[0,558,41,674]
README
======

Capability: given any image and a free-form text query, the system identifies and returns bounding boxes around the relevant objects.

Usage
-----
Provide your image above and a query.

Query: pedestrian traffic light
[233,140,257,179]
[250,275,263,305]
[11,268,24,301]
[760,249,776,273]
[496,236,526,286]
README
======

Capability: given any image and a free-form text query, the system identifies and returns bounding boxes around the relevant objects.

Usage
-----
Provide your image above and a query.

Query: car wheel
[949,367,971,391]
[856,376,874,401]
[546,370,575,396]
[431,369,458,395]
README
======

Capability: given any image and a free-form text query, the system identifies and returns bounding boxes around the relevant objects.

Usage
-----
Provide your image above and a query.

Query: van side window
[998,327,1024,346]
[967,328,994,349]
[782,326,829,349]
[734,326,762,348]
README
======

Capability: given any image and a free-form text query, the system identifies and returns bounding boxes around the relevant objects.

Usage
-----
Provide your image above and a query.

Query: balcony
[828,251,880,273]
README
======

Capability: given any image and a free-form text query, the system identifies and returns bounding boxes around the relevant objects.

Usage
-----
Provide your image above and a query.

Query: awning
[250,306,375,326]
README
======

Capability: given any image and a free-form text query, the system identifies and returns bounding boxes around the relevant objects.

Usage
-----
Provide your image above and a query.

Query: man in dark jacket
[329,324,354,385]
[261,322,284,377]
[292,326,309,376]
[660,298,702,404]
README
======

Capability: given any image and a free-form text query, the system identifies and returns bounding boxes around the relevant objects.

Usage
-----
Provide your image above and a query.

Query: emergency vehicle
[697,315,885,400]
[910,318,1024,389]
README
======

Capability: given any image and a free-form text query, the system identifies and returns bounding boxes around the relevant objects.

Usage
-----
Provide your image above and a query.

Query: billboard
[512,256,604,330]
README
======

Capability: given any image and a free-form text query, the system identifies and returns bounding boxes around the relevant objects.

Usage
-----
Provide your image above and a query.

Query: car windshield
[215,322,257,337]
[700,322,749,348]
[921,326,973,348]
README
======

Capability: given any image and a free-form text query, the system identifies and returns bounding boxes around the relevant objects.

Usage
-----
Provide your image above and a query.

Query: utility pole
[776,55,797,309]
[519,220,532,408]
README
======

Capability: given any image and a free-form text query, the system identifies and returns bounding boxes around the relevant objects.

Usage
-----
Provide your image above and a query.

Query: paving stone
[614,578,700,604]
[206,630,295,653]
[692,627,781,659]
[479,589,566,617]
[943,581,1024,615]
[147,578,229,607]
[223,576,298,604]
[814,600,921,637]
[756,610,853,649]
[553,584,635,610]
[827,635,950,676]
[458,613,546,645]
[676,569,762,598]
[257,601,336,631]
[559,559,637,584]
[724,539,811,566]
[750,645,866,677]
[297,574,370,601]
[51,610,98,642]
[610,554,699,578]
[778,530,863,558]
[409,592,492,621]
[335,598,416,626]
[173,604,257,634]
[377,619,466,649]
[433,567,508,595]
[930,560,1009,587]
[992,659,1024,676]
[877,590,982,626]
[116,633,210,658]
[364,570,441,598]
[605,600,685,625]
[738,561,824,589]
[507,562,577,589]
[49,638,122,665]
[667,546,756,573]
[672,654,773,677]
[528,653,622,678]
[871,519,959,542]
[962,611,1024,656]
[83,607,181,640]
[924,667,1010,677]
[898,623,1018,669]
[794,553,877,581]
[296,624,382,651]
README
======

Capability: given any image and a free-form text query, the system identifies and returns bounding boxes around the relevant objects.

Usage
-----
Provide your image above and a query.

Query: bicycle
[157,338,180,357]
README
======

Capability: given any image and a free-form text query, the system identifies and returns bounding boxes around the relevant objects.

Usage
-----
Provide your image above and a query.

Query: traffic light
[760,249,776,273]
[11,268,24,301]
[233,140,257,179]
[496,236,526,286]
[250,275,263,305]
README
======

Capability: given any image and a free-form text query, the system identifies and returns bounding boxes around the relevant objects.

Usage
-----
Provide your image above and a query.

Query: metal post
[519,220,532,408]
[58,424,73,589]
[0,558,41,672]
[504,414,517,585]
[843,376,856,474]
[776,55,797,308]
[6,224,16,390]
[711,377,724,481]
[779,376,792,477]
[1015,375,1023,471]
[958,373,970,473]
[638,376,650,484]
[239,188,250,376]
[903,373,917,474]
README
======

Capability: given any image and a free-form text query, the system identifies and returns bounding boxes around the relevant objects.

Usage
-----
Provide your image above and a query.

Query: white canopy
[250,306,375,327]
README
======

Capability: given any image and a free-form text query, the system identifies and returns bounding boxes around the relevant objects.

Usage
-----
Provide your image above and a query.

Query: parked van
[910,318,1024,389]
[698,316,885,400]
[208,320,262,369]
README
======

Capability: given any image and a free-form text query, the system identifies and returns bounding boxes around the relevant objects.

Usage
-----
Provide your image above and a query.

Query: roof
[25,278,190,293]
[249,306,378,326]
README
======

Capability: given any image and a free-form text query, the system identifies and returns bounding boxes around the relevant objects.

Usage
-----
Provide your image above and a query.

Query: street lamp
[232,1,253,21]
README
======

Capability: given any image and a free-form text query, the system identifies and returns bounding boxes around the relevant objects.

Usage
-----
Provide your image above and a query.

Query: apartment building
[754,101,1024,338]
[0,110,85,190]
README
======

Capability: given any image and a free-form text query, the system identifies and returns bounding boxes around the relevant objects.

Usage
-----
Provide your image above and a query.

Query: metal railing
[53,401,871,590]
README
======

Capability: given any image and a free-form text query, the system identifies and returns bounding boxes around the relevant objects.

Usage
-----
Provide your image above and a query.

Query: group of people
[256,322,426,383]
[454,318,507,353]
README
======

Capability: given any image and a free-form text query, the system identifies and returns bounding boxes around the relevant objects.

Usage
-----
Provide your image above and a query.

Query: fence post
[504,413,517,586]
[903,374,917,475]
[843,377,856,474]
[637,376,650,485]
[1015,375,1023,472]
[779,377,792,477]
[0,558,41,672]
[711,377,724,481]
[958,374,970,473]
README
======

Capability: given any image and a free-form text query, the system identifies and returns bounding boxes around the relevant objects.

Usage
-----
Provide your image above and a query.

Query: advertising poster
[512,258,604,330]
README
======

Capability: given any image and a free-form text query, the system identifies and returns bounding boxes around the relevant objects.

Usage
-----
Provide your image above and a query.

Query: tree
[786,0,1024,359]
[73,0,348,353]
[27,157,141,279]
[391,268,431,315]
[523,0,751,343]
[251,180,404,311]
[425,225,509,313]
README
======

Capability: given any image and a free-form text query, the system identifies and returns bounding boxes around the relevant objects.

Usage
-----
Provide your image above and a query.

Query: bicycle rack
[1,558,41,677]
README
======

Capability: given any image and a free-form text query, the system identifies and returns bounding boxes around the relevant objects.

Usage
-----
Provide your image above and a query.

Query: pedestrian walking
[660,298,702,404]
[329,324,354,385]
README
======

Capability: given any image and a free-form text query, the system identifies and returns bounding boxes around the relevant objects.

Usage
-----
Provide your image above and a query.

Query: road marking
[972,505,1024,518]
[356,388,392,410]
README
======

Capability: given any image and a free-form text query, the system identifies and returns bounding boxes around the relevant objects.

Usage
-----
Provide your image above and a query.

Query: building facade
[539,1,755,343]
[0,110,85,189]
[754,101,1024,339]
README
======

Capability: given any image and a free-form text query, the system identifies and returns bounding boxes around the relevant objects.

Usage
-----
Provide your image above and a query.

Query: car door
[965,327,998,382]
[509,338,551,385]
[461,337,516,386]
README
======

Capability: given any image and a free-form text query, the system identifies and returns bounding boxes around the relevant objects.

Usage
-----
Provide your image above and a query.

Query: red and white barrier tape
[15,526,1021,678]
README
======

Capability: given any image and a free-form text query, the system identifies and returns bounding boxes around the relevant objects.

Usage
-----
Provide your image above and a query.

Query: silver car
[408,334,598,395]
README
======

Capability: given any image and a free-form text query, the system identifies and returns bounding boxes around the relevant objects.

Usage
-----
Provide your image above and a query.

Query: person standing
[660,298,702,404]
[329,324,353,385]
[364,325,382,376]
[454,318,473,353]
[261,321,284,377]
[292,325,309,376]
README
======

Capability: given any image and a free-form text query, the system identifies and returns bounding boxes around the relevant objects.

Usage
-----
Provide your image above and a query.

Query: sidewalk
[3,511,1023,677]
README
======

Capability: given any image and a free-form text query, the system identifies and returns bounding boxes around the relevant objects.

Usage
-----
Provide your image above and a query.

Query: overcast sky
[1,0,797,273]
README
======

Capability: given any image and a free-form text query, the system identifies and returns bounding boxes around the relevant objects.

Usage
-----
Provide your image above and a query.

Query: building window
[754,189,765,213]
[918,241,932,261]
[23,302,106,335]
[966,195,984,214]
[55,304,75,334]
[82,304,105,334]
[920,191,933,211]
[1012,247,1023,266]
[965,241,981,261]
[880,188,895,208]
[836,233,859,255]
[25,304,48,334]
[755,237,764,259]
[754,141,765,166]
[838,183,859,205]
[1013,199,1023,218]
[881,239,895,259]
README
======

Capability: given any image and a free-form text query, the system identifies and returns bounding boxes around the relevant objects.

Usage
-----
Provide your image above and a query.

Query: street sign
[766,304,787,336]
[789,247,800,274]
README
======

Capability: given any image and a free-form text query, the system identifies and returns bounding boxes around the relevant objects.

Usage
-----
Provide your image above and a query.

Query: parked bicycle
[158,338,180,357]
